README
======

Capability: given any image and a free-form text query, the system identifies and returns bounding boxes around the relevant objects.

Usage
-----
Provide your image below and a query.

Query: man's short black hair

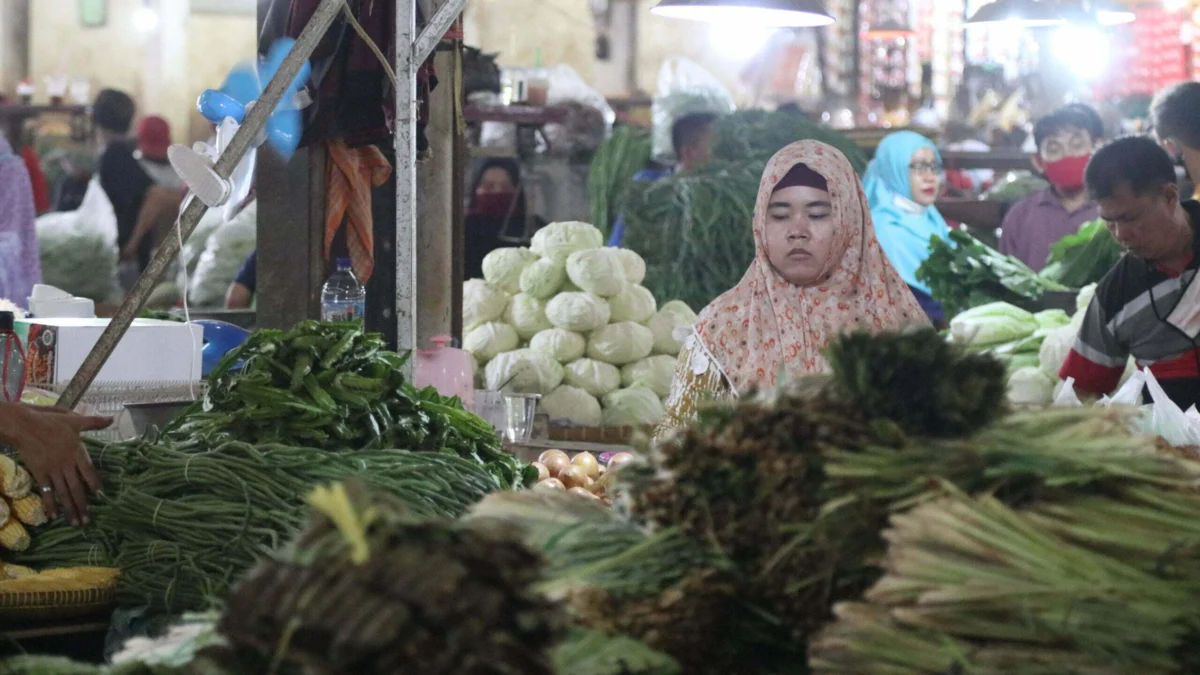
[1151,81,1200,151]
[1033,103,1104,150]
[1085,136,1177,200]
[671,113,719,157]
[92,89,136,135]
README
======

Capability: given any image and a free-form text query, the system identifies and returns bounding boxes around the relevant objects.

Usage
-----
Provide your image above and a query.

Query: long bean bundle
[16,436,504,613]
[588,125,653,238]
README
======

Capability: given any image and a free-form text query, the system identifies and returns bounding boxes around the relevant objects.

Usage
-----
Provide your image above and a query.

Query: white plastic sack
[189,201,257,308]
[650,57,736,163]
[36,178,120,303]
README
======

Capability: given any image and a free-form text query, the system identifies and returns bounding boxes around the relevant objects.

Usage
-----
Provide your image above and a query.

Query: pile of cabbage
[948,285,1135,407]
[463,221,697,428]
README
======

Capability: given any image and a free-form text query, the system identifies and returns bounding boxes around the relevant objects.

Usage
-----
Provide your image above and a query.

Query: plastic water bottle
[321,258,366,323]
[0,312,26,403]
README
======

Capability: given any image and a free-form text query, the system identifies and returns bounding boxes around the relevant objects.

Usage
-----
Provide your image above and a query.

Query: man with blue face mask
[1151,82,1200,202]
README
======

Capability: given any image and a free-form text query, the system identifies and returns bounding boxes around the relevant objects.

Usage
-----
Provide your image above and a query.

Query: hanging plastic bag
[1098,369,1146,408]
[188,201,257,308]
[35,178,120,303]
[1052,376,1083,407]
[1143,369,1200,447]
[650,58,736,163]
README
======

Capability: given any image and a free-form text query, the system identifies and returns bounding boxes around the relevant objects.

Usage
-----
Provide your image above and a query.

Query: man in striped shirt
[1060,136,1200,409]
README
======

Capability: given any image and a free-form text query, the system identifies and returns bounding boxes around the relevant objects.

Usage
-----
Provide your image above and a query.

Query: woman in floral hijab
[0,135,41,308]
[657,140,927,436]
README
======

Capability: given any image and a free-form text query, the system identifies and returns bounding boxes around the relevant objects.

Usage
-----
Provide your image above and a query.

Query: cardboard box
[15,318,203,386]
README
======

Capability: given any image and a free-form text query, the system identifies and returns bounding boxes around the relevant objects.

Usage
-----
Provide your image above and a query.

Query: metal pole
[395,0,419,369]
[55,0,346,410]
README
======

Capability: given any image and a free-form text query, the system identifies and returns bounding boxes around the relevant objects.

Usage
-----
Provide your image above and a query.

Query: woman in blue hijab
[864,131,950,325]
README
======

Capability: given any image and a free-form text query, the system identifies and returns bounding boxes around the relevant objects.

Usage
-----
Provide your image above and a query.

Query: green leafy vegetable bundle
[168,320,529,489]
[1040,218,1123,288]
[916,230,1070,316]
[588,125,653,239]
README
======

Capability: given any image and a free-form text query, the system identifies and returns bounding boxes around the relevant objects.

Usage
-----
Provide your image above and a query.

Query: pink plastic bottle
[414,335,474,408]
[0,312,26,403]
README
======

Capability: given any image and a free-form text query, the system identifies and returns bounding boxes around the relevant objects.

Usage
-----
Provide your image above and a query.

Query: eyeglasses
[908,161,942,175]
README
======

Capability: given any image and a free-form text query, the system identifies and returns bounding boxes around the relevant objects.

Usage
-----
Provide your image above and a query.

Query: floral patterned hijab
[693,140,928,392]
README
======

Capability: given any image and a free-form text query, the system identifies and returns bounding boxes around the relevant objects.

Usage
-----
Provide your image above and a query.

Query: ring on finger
[40,485,53,494]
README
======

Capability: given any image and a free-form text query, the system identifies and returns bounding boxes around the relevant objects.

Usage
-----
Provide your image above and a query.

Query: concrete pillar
[592,0,639,96]
[415,47,459,344]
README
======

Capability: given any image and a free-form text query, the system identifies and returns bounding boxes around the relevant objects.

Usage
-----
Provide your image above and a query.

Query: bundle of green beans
[16,435,504,613]
[588,125,653,239]
[809,488,1200,674]
[167,320,533,489]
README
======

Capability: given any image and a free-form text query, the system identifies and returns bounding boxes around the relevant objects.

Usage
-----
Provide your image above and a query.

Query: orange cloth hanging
[324,140,392,283]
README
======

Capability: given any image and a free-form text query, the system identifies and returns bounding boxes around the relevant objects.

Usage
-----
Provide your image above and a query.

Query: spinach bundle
[916,230,1070,316]
[1040,218,1123,288]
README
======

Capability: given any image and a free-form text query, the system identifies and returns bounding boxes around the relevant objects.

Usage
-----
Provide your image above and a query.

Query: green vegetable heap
[1040,218,1123,289]
[168,320,532,489]
[916,230,1070,316]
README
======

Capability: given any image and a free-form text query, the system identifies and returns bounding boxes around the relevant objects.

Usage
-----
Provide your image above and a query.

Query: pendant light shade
[863,18,916,39]
[651,0,835,27]
[966,0,1065,25]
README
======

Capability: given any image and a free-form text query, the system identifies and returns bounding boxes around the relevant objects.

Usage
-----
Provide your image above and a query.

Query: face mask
[471,192,517,219]
[1041,154,1090,191]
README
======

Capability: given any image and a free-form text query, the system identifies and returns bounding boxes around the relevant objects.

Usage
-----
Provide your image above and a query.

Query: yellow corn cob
[0,456,29,499]
[11,494,46,526]
[0,499,12,526]
[3,563,35,579]
[0,519,30,552]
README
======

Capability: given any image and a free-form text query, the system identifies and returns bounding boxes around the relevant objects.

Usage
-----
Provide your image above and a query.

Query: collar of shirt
[1034,187,1093,215]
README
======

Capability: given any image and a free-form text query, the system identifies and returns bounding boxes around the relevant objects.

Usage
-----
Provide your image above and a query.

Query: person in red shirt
[17,124,49,214]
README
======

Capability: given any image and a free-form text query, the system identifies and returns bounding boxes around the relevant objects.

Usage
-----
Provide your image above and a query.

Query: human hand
[3,405,110,526]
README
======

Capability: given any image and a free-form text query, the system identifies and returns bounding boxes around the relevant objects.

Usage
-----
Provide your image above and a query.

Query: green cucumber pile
[168,320,533,489]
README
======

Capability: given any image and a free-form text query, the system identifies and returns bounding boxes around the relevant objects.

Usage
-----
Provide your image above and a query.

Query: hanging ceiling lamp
[862,18,916,39]
[966,0,1066,25]
[650,0,835,27]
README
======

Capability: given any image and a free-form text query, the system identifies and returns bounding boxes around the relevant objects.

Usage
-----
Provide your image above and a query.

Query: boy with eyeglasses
[998,104,1104,271]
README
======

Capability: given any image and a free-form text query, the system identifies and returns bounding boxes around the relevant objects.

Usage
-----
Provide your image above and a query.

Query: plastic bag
[35,178,120,303]
[1144,370,1200,447]
[188,201,257,308]
[650,58,736,163]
